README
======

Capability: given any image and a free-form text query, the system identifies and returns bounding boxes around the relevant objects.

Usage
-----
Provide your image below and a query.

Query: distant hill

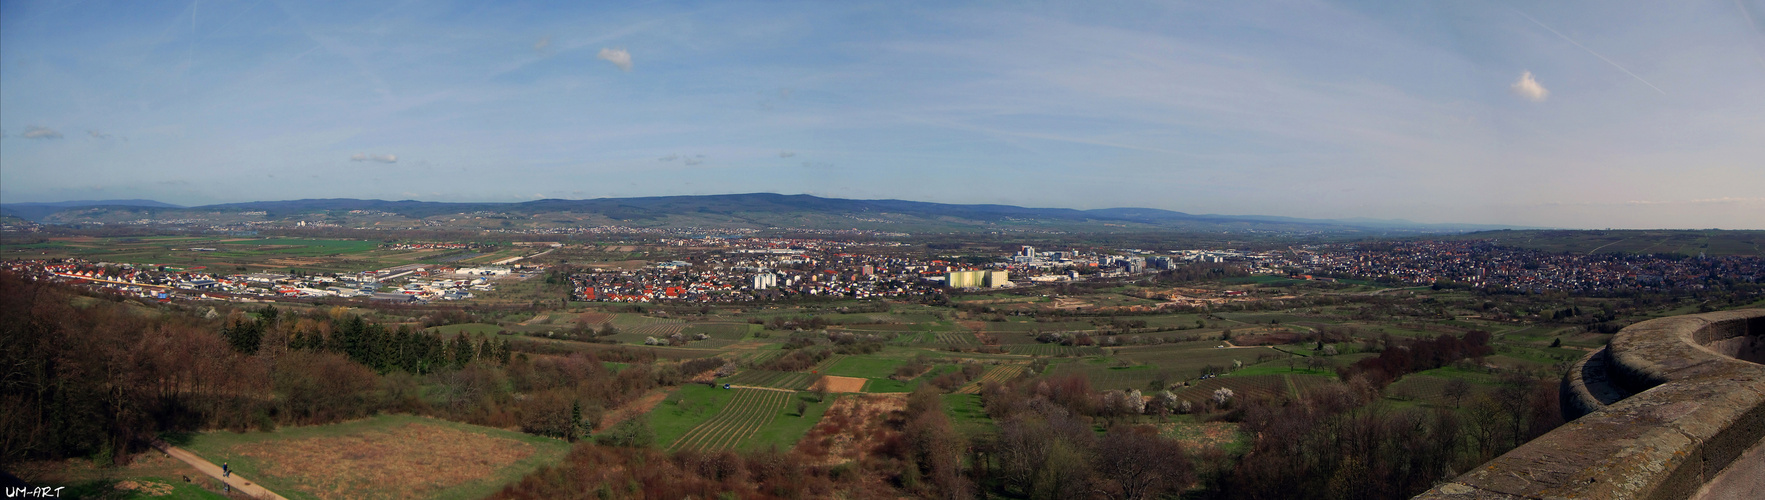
[0,199,185,222]
[9,193,1527,235]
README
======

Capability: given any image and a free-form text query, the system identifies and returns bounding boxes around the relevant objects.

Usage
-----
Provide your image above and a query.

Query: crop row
[957,365,1027,394]
[628,323,687,337]
[1006,344,1102,357]
[937,332,979,345]
[726,370,817,390]
[666,388,790,452]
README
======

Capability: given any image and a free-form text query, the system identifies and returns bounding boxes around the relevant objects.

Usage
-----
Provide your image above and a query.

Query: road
[149,440,288,500]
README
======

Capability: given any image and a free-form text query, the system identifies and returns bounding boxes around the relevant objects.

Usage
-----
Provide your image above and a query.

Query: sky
[3,0,1763,229]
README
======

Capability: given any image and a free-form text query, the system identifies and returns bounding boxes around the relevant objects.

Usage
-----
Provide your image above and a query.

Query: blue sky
[3,0,1762,229]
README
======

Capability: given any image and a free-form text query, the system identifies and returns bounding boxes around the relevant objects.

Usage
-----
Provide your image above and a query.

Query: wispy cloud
[534,36,553,52]
[1515,10,1666,95]
[778,150,796,158]
[22,126,63,139]
[350,153,398,163]
[87,130,119,140]
[1510,71,1549,102]
[659,154,678,161]
[597,47,633,71]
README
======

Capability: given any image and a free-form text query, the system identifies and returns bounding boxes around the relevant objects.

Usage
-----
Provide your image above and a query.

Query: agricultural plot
[936,332,979,345]
[1114,343,1279,376]
[627,322,688,338]
[666,388,792,452]
[984,321,1094,333]
[180,414,568,500]
[808,354,847,373]
[822,356,906,379]
[1007,344,1101,357]
[684,322,755,340]
[956,365,1027,394]
[1168,374,1332,404]
[725,370,818,390]
[609,314,684,329]
[1069,365,1170,391]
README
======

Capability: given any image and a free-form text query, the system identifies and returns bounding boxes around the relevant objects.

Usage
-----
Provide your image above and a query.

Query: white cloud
[22,126,63,139]
[350,153,398,163]
[534,36,553,52]
[1510,71,1549,102]
[597,47,632,71]
[88,130,113,140]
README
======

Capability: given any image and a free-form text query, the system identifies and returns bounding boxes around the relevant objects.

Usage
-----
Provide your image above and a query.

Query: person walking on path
[222,462,230,477]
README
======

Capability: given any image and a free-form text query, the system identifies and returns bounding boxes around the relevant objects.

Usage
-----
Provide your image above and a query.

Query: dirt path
[150,440,287,500]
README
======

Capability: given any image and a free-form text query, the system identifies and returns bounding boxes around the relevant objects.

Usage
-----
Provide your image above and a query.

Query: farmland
[179,415,569,500]
[666,388,794,452]
[11,227,1755,500]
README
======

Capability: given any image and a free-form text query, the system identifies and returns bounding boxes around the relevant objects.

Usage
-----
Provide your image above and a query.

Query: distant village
[6,235,1757,307]
[2,260,518,304]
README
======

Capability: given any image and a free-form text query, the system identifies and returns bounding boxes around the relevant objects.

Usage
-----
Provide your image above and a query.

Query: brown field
[795,394,907,466]
[812,375,868,393]
[234,422,535,500]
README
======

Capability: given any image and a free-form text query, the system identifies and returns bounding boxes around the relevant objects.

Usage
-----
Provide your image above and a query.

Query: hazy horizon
[4,1,1763,229]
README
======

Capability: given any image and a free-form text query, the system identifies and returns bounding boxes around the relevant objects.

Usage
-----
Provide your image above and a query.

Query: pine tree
[568,400,583,442]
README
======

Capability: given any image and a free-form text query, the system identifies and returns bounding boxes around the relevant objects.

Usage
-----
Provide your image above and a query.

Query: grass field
[665,388,814,452]
[723,370,819,390]
[1167,374,1332,404]
[866,365,959,393]
[821,356,907,379]
[180,414,569,500]
[684,322,757,340]
[956,365,1027,394]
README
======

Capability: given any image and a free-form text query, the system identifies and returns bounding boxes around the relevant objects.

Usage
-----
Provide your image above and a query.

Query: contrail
[1516,10,1667,95]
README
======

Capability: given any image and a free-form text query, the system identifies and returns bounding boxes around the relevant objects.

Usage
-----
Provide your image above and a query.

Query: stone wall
[1416,309,1765,500]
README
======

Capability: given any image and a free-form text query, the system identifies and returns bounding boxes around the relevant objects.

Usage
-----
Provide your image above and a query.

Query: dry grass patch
[795,394,906,466]
[234,422,534,500]
[813,375,868,393]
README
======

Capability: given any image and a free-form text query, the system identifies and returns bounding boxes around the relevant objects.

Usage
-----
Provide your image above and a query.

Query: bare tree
[1443,378,1472,408]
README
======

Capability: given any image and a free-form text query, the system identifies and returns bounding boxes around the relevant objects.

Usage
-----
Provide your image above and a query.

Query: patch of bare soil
[234,422,534,500]
[812,375,868,393]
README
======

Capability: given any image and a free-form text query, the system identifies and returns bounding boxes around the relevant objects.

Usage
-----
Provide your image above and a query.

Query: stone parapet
[1416,309,1765,500]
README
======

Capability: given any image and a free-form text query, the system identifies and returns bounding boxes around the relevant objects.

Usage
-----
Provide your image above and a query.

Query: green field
[723,370,819,390]
[821,356,907,379]
[662,387,826,452]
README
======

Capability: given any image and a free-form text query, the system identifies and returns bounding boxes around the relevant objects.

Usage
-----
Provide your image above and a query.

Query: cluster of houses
[6,259,513,304]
